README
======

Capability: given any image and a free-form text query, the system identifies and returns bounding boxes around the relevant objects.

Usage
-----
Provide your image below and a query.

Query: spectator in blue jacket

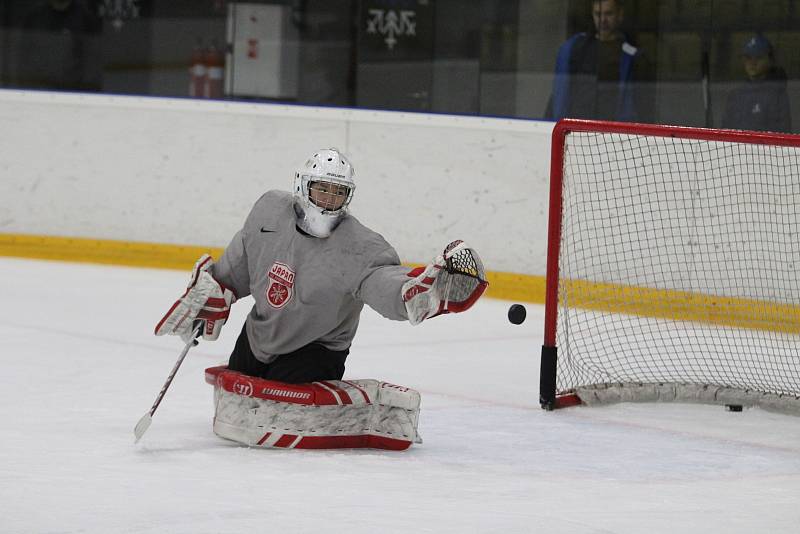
[545,0,650,122]
[722,34,791,133]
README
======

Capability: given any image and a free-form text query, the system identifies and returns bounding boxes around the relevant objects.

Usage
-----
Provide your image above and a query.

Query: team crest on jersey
[266,262,295,309]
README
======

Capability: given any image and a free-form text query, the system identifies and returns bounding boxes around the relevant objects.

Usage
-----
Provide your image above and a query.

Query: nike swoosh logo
[260,227,275,233]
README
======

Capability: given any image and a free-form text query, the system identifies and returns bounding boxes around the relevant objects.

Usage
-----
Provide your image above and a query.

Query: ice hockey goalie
[153,148,486,450]
[205,366,422,450]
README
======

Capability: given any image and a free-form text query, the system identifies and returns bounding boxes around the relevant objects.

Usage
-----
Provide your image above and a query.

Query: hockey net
[541,119,800,415]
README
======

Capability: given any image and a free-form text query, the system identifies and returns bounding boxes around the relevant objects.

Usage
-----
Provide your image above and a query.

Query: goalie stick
[134,324,202,443]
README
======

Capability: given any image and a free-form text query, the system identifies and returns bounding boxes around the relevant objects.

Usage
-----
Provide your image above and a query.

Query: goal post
[541,119,800,414]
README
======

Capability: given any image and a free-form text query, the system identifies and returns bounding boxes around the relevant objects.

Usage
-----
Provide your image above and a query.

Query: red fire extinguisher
[189,40,206,98]
[204,41,225,99]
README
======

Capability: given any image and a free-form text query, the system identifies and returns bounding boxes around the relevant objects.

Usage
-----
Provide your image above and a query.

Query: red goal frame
[540,119,800,410]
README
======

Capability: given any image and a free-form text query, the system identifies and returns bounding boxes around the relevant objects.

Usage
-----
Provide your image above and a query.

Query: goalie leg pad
[205,366,422,450]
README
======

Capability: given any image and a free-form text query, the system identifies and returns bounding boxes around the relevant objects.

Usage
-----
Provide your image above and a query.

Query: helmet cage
[297,174,355,214]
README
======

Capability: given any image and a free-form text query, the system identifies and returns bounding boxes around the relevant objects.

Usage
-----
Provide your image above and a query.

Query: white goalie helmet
[293,148,356,238]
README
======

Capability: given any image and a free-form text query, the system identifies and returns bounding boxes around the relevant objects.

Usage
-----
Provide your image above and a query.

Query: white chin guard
[293,201,342,238]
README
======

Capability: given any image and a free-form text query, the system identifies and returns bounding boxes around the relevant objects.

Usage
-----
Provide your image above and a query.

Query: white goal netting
[554,128,800,412]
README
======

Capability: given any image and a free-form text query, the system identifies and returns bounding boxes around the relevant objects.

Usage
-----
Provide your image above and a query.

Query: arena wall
[0,90,554,301]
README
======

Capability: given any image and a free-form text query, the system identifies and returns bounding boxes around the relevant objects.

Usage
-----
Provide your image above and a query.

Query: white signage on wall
[97,0,141,31]
[366,9,416,50]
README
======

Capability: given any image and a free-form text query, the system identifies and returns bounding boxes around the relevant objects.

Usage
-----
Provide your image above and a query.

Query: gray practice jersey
[211,190,410,363]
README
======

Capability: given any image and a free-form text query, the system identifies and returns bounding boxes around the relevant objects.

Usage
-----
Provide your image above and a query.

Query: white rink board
[0,90,552,274]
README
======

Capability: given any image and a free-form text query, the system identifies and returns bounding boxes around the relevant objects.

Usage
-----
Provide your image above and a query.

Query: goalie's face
[308,181,351,212]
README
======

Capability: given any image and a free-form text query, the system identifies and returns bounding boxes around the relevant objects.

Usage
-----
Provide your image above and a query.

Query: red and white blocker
[205,366,422,451]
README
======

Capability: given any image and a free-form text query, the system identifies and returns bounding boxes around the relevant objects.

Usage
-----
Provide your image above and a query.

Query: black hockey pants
[227,323,349,384]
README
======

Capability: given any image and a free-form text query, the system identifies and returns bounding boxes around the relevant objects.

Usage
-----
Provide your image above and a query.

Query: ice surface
[1,257,799,533]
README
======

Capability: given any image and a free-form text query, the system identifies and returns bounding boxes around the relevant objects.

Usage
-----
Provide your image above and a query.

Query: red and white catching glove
[402,240,488,325]
[154,254,236,343]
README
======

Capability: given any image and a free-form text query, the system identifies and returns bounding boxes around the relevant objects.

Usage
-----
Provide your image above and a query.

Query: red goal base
[554,393,583,409]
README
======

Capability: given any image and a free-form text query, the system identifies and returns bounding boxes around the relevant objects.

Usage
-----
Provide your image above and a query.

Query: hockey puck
[725,404,743,412]
[508,304,526,325]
